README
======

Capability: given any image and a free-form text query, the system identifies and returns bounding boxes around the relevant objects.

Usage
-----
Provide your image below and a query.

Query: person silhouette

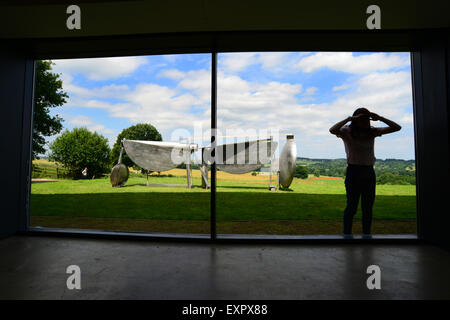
[82,167,88,180]
[329,108,401,236]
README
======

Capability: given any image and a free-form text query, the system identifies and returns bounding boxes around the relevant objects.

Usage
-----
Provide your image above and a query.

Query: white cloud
[328,71,413,123]
[158,69,186,80]
[214,68,414,159]
[219,52,302,74]
[296,52,410,74]
[68,115,115,135]
[172,69,211,105]
[304,87,318,95]
[219,52,310,75]
[220,53,258,72]
[60,73,131,98]
[65,67,413,155]
[332,84,349,91]
[55,53,414,159]
[52,56,147,80]
[162,55,179,63]
[218,74,302,113]
[258,52,290,68]
[59,70,211,141]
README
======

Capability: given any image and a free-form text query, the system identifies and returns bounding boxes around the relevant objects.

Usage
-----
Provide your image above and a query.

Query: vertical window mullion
[211,51,217,240]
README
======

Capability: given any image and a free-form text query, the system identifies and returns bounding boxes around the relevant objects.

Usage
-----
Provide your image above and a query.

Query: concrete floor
[0,235,449,299]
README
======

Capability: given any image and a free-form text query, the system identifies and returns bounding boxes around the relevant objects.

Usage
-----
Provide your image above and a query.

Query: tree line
[295,157,416,185]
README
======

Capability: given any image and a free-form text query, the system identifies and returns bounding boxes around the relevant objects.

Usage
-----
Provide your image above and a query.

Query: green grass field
[30,167,417,235]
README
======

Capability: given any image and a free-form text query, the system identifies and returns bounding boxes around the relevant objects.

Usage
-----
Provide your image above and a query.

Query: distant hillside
[296,157,416,185]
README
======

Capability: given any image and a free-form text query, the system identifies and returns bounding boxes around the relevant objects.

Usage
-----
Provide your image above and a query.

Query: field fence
[32,164,71,179]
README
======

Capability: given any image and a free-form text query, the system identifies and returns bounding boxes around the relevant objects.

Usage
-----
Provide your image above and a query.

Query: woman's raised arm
[370,112,401,135]
[329,116,352,135]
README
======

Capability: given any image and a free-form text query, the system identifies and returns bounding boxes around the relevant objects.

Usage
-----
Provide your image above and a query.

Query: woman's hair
[349,107,371,137]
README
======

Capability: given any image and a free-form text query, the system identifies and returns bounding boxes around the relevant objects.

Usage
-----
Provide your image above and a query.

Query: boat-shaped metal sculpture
[121,139,197,188]
[112,135,296,190]
[122,139,198,172]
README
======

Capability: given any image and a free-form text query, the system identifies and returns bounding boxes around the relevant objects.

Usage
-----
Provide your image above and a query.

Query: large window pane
[216,51,416,236]
[30,54,211,235]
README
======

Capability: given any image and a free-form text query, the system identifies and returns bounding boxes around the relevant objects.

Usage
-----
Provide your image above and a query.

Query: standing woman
[329,108,401,235]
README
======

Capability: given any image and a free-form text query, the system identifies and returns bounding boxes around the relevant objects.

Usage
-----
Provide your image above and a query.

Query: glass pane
[216,51,416,236]
[30,54,211,236]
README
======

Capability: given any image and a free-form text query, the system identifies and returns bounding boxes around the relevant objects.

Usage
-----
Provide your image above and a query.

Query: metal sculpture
[278,134,297,188]
[212,139,277,174]
[121,139,197,188]
[122,140,197,172]
[112,135,297,190]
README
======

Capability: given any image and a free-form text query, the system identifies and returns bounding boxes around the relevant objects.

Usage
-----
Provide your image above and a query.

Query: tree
[111,123,162,169]
[376,172,415,185]
[33,60,68,159]
[49,128,111,179]
[294,165,309,179]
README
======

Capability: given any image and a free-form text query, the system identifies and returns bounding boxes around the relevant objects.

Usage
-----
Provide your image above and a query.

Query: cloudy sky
[48,51,415,160]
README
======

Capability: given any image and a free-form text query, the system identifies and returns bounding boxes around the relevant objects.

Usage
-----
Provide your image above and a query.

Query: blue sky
[48,51,415,160]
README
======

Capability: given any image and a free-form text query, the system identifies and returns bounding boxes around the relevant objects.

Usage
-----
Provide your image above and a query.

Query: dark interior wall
[13,30,422,60]
[2,0,450,39]
[412,30,450,248]
[0,2,450,247]
[0,47,34,238]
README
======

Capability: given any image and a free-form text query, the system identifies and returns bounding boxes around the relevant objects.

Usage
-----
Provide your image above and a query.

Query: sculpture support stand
[268,152,280,191]
[118,146,124,165]
[269,170,280,191]
[200,164,209,189]
[200,148,210,189]
[186,161,192,189]
[184,138,193,188]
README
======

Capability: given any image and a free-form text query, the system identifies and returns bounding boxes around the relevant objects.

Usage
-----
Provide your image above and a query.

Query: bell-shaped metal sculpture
[279,134,297,188]
[110,146,129,187]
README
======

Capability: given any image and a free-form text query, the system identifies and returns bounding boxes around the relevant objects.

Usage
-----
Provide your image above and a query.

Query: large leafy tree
[33,60,68,159]
[49,128,111,179]
[111,123,162,169]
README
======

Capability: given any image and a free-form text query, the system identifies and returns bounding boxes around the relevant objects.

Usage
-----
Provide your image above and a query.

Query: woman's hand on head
[351,113,369,120]
[369,112,381,121]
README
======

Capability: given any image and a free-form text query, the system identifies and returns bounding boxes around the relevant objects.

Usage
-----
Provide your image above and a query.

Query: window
[30,54,211,236]
[29,51,417,238]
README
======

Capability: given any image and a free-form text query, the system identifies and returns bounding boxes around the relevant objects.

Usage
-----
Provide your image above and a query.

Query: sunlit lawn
[30,167,416,234]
